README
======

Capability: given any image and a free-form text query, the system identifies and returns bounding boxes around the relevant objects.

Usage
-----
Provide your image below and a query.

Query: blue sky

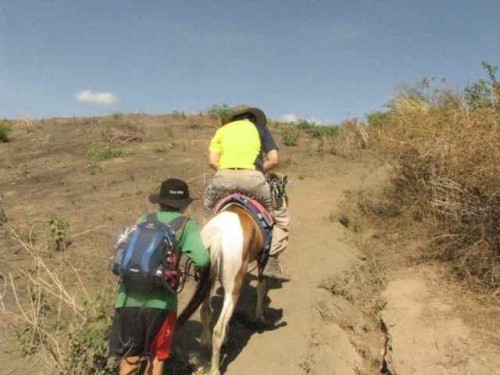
[1,0,499,123]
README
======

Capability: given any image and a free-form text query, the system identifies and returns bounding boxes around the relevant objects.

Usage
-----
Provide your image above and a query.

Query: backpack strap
[168,215,189,244]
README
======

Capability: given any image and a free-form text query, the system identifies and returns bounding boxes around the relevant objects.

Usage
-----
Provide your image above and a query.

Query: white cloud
[281,113,298,122]
[76,90,119,105]
[281,113,322,124]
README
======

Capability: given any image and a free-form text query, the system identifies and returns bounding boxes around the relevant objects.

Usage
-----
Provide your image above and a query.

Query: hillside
[0,114,499,374]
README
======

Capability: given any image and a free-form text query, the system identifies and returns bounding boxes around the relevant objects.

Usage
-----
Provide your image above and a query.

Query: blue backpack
[111,214,188,293]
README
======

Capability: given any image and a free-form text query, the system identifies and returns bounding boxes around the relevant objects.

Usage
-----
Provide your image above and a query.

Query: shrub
[87,145,125,175]
[0,120,12,142]
[207,104,231,121]
[366,111,391,129]
[0,208,7,225]
[49,217,70,251]
[87,145,125,161]
[367,82,500,289]
[295,120,339,138]
[464,61,499,110]
[281,127,300,146]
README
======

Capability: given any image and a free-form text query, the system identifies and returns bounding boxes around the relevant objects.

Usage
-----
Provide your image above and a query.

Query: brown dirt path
[176,161,376,375]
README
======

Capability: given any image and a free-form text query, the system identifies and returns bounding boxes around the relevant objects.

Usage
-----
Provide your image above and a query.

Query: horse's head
[266,172,289,209]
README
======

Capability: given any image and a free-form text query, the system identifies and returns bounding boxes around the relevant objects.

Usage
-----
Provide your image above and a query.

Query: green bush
[464,61,499,110]
[49,217,70,251]
[207,103,231,121]
[366,111,391,128]
[87,145,125,161]
[0,120,12,142]
[87,145,125,175]
[296,120,339,137]
[281,127,300,146]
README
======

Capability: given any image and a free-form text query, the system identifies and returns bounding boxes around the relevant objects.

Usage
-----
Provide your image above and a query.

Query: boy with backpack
[109,178,210,375]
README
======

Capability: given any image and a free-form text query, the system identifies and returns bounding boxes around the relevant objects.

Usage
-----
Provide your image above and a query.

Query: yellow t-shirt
[209,119,277,171]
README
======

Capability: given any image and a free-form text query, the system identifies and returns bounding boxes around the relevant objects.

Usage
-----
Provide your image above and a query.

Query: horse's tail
[177,217,221,327]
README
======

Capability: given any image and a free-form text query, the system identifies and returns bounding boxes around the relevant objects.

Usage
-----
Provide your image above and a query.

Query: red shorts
[149,311,177,360]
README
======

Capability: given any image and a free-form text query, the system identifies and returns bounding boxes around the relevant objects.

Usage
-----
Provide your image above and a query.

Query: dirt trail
[176,161,375,375]
[227,172,366,374]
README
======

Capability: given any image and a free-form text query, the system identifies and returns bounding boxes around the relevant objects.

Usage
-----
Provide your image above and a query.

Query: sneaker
[262,256,291,281]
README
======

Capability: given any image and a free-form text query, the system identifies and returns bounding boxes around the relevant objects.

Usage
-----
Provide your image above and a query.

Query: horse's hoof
[254,316,273,329]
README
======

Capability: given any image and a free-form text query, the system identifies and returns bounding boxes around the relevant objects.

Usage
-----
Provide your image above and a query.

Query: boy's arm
[178,220,210,269]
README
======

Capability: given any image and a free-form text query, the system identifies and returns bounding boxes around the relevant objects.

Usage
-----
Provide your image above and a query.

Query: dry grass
[367,92,500,289]
[0,225,115,374]
[100,119,145,144]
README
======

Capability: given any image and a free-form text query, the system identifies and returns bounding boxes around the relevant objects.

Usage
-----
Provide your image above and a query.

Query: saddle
[212,193,274,275]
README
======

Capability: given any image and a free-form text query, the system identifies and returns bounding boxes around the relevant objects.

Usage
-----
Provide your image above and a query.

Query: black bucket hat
[149,178,194,208]
[222,105,267,127]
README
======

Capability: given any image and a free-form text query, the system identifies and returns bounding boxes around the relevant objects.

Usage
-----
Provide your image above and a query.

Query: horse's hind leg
[209,266,245,375]
[207,291,236,375]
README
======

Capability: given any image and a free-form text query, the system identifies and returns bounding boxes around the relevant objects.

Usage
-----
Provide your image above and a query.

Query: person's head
[149,178,194,212]
[222,105,267,127]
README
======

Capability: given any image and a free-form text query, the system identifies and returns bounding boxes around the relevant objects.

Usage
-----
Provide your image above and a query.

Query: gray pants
[203,169,290,256]
[204,169,274,215]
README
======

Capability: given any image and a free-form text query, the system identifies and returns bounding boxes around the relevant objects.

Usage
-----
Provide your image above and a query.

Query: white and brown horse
[178,174,287,375]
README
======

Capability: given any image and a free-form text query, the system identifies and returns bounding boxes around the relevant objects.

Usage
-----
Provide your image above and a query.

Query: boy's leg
[110,308,146,374]
[146,356,165,375]
[120,356,141,375]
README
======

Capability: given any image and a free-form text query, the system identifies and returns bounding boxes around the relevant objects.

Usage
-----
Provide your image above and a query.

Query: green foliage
[296,120,339,137]
[281,127,300,146]
[0,208,7,225]
[15,325,44,356]
[100,123,112,142]
[207,103,231,121]
[464,60,499,110]
[49,217,70,251]
[0,120,12,142]
[464,79,493,109]
[88,146,122,172]
[64,291,117,374]
[366,111,391,128]
[87,145,125,174]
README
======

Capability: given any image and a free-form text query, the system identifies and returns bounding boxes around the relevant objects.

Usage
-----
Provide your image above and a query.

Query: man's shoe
[262,256,291,281]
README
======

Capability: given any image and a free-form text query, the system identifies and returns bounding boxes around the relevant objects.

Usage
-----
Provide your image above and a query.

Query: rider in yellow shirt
[204,105,290,280]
